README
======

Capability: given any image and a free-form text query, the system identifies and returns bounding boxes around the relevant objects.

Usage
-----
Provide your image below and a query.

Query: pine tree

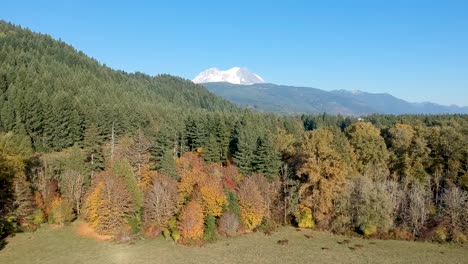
[158,150,178,179]
[201,134,220,163]
[252,135,281,180]
[82,123,104,176]
[233,132,255,175]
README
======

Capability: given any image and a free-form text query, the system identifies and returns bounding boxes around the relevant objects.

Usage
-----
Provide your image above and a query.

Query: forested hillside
[0,21,238,152]
[1,21,467,249]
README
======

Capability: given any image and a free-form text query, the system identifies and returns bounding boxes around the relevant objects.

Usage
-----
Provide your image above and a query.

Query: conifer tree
[252,135,281,180]
[233,132,255,175]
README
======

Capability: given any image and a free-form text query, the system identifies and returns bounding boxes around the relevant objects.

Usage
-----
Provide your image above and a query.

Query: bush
[361,224,377,237]
[171,230,180,242]
[168,217,177,232]
[129,214,141,234]
[392,228,414,241]
[162,228,171,240]
[31,209,45,225]
[296,207,314,228]
[218,211,240,237]
[48,197,74,225]
[434,226,448,242]
[452,230,467,244]
[203,214,217,241]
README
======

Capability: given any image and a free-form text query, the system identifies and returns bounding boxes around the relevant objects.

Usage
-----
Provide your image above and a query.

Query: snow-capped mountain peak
[193,67,265,85]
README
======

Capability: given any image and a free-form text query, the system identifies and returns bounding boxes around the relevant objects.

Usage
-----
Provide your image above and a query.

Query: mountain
[331,90,468,115]
[202,82,468,115]
[193,67,265,85]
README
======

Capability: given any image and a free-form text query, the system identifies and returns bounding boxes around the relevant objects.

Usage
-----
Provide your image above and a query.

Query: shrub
[31,209,45,225]
[48,197,74,225]
[434,226,448,242]
[392,227,414,241]
[452,230,467,244]
[129,214,141,234]
[203,214,217,241]
[178,200,204,241]
[162,228,171,240]
[168,217,177,232]
[361,224,377,237]
[171,229,181,242]
[218,211,239,237]
[296,206,314,228]
[238,177,265,230]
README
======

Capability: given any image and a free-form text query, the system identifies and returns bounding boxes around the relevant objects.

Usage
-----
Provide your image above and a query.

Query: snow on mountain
[193,67,265,85]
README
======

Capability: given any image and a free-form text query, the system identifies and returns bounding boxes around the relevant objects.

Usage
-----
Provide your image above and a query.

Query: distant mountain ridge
[201,82,468,115]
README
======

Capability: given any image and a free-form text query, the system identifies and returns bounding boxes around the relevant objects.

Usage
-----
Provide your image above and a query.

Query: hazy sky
[2,0,467,106]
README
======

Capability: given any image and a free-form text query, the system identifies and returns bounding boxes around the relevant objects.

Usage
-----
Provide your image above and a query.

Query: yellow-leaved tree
[237,176,265,230]
[298,128,354,227]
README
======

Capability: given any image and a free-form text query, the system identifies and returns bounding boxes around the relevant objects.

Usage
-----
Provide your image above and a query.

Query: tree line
[1,113,467,245]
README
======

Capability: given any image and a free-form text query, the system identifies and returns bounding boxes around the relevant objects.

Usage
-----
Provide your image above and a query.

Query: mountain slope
[0,21,238,151]
[202,82,468,115]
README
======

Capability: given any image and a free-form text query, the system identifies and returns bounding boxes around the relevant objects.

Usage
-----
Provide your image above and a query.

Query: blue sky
[2,0,468,106]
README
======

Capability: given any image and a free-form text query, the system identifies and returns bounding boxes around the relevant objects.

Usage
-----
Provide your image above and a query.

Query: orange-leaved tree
[177,152,207,202]
[177,200,204,241]
[177,153,226,216]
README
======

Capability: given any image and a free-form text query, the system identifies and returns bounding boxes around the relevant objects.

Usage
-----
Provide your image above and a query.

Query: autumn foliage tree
[237,176,265,230]
[298,128,353,226]
[199,165,226,217]
[177,152,207,201]
[142,173,179,232]
[83,170,135,236]
[346,122,389,175]
[177,153,227,217]
[177,200,204,241]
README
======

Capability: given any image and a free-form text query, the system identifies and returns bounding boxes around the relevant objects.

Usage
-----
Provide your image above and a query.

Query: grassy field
[0,222,466,264]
